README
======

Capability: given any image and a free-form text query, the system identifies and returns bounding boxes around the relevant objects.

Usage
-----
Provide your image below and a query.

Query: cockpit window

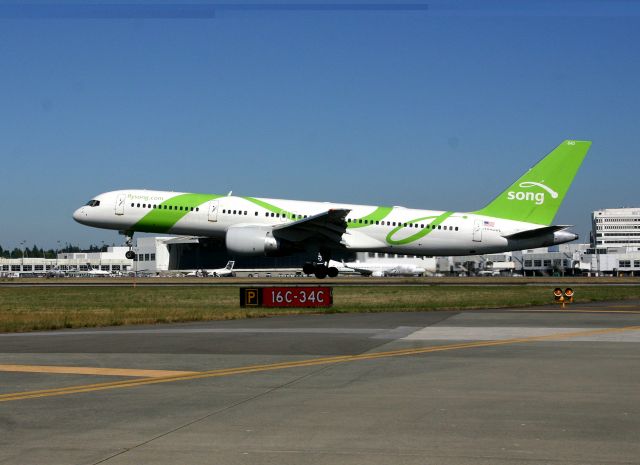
[85,200,101,207]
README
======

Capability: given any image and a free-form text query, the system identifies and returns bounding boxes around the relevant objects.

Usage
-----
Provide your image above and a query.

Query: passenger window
[196,208,199,211]
[455,227,459,231]
[255,212,258,216]
[437,225,441,229]
[131,203,134,207]
[244,211,247,215]
[164,205,168,209]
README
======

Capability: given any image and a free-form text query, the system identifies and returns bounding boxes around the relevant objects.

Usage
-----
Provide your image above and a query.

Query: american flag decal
[483,220,495,227]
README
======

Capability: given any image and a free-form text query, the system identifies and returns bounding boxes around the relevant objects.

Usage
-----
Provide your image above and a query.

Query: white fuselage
[73,189,577,257]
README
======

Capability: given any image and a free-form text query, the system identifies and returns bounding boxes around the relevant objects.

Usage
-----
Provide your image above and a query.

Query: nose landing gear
[120,231,135,260]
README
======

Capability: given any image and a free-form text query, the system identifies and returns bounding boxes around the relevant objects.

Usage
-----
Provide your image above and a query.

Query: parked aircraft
[183,261,235,277]
[63,264,111,277]
[73,140,590,279]
[85,264,111,277]
[341,260,427,277]
[46,266,67,278]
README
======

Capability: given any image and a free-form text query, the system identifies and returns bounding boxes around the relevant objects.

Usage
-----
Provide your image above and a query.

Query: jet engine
[225,226,282,256]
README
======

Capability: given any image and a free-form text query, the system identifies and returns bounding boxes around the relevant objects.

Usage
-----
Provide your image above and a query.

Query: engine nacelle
[225,226,281,256]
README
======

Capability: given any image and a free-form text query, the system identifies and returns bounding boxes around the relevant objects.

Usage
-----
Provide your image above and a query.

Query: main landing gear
[121,231,135,259]
[303,255,339,279]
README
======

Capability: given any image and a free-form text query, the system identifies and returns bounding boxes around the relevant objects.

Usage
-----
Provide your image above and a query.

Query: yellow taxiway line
[0,365,198,378]
[1,325,639,403]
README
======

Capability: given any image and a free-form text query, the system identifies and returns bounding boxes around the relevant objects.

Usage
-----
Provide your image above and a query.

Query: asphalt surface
[1,302,640,465]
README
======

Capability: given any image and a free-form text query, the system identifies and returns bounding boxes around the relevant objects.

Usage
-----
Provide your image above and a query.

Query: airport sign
[240,287,332,308]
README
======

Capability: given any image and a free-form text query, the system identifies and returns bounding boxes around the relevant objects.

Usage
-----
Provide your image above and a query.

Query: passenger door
[115,194,126,216]
[472,220,483,242]
[208,200,219,222]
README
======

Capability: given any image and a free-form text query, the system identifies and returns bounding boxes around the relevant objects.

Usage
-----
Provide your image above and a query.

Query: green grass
[1,285,639,332]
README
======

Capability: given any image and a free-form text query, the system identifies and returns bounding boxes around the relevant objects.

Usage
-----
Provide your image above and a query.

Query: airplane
[183,260,236,277]
[73,140,590,279]
[46,266,67,278]
[64,263,111,277]
[341,260,427,277]
[85,264,112,277]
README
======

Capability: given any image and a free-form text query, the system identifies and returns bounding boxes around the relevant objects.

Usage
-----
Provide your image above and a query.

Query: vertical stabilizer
[474,140,591,225]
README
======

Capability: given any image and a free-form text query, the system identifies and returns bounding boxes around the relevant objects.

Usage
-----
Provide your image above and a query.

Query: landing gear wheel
[327,266,339,278]
[314,267,327,279]
[121,231,135,260]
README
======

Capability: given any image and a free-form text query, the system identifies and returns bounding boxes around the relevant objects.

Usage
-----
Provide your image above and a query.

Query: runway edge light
[553,287,574,309]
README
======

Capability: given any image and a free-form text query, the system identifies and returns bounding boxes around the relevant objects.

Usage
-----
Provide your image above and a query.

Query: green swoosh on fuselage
[386,211,454,245]
[241,197,298,219]
[132,193,222,233]
[347,206,393,229]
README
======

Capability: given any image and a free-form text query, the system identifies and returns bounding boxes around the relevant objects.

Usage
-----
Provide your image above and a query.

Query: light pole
[19,240,26,266]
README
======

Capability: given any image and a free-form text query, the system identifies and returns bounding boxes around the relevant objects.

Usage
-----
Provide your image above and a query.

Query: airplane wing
[272,209,350,247]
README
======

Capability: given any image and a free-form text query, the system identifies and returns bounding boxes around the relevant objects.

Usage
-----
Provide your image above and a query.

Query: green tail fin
[474,140,591,225]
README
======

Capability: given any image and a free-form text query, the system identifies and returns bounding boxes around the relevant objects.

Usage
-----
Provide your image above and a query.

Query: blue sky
[1,1,639,250]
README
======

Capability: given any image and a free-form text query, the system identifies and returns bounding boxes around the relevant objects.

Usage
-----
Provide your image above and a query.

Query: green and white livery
[74,140,591,278]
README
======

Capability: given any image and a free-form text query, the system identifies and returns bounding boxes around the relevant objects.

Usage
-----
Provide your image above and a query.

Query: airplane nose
[73,207,87,224]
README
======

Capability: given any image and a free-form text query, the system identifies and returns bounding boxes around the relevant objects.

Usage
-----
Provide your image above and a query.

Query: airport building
[0,247,134,277]
[591,208,640,248]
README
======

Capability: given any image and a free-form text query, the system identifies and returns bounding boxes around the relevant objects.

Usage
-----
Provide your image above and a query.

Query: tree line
[0,244,109,259]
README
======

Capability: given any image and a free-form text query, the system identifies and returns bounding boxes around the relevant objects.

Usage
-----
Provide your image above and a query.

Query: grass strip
[1,285,639,333]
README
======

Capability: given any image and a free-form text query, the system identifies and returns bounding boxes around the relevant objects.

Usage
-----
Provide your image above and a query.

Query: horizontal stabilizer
[502,225,572,240]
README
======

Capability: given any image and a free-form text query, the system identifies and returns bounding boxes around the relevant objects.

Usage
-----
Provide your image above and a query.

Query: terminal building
[3,208,640,277]
[0,247,134,277]
[592,208,640,249]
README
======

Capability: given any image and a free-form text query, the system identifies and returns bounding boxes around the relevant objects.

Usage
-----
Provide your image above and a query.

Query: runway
[2,302,640,464]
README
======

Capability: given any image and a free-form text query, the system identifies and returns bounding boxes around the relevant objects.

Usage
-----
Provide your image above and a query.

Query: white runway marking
[403,326,640,342]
